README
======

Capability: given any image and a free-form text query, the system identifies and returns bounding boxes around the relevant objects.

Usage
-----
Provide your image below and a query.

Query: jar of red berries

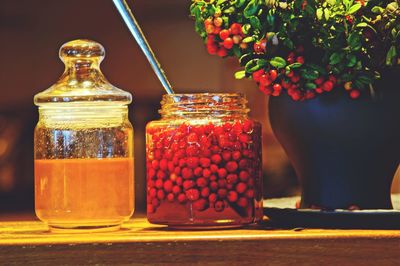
[146,93,263,228]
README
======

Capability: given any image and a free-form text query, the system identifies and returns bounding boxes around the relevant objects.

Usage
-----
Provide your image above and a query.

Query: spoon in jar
[113,0,175,95]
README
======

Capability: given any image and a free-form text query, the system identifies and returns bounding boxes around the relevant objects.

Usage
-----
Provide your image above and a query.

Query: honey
[35,158,134,230]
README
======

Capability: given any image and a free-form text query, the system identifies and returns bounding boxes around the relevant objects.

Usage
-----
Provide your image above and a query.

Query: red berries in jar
[146,94,263,228]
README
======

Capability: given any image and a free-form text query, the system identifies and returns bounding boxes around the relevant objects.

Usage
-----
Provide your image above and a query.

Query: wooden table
[1,215,400,265]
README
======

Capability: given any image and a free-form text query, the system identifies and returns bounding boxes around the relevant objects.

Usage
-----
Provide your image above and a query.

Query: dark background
[0,0,398,215]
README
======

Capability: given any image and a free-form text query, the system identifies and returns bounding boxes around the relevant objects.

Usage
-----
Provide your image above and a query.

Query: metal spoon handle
[113,0,174,95]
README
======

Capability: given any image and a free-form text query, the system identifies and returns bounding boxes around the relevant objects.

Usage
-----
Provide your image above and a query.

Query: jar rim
[160,93,249,118]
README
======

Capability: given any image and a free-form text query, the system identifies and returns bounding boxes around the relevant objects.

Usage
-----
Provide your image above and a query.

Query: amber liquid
[35,158,134,230]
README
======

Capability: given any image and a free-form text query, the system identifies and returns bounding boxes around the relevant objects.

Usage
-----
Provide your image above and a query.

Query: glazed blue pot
[269,69,400,209]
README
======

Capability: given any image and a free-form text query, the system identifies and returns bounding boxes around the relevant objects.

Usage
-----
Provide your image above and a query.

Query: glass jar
[146,93,263,228]
[34,40,134,232]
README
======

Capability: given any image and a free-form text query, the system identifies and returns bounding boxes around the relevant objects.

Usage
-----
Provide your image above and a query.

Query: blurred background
[0,0,398,215]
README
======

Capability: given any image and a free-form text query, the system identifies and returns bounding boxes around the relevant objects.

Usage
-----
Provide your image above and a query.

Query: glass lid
[34,39,132,106]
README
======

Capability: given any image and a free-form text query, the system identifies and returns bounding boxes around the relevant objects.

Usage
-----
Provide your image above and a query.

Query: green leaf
[235,70,247,79]
[386,45,397,66]
[305,83,317,90]
[371,6,384,14]
[348,33,362,51]
[233,46,242,57]
[289,63,303,68]
[239,53,254,65]
[300,69,319,80]
[355,22,368,27]
[249,16,261,30]
[223,6,236,14]
[346,54,357,67]
[242,36,255,43]
[242,24,251,35]
[329,52,345,65]
[244,0,258,18]
[270,57,287,68]
[316,8,323,20]
[347,3,361,15]
[356,75,373,85]
[324,8,331,20]
[257,59,267,67]
[283,38,294,49]
[245,59,261,72]
[235,0,247,8]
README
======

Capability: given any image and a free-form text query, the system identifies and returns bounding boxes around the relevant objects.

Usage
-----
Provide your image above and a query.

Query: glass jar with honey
[146,93,263,228]
[34,40,134,232]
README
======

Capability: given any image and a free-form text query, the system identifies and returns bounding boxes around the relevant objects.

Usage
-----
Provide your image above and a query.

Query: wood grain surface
[1,217,400,265]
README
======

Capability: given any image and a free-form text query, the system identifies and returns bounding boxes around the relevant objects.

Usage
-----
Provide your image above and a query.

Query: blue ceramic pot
[269,69,400,209]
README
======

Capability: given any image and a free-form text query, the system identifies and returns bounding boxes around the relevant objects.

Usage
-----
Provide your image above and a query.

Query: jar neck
[38,104,129,128]
[159,93,250,119]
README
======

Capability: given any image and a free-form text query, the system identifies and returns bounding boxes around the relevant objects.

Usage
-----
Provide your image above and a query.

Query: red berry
[185,188,200,201]
[315,87,324,94]
[239,171,250,182]
[149,188,157,198]
[226,174,238,184]
[194,167,203,177]
[210,181,219,191]
[259,74,272,86]
[227,191,238,202]
[209,193,217,203]
[186,157,199,169]
[172,185,181,195]
[211,154,222,164]
[217,47,228,57]
[217,188,228,199]
[159,159,168,171]
[214,17,223,27]
[207,44,218,55]
[178,193,187,203]
[193,199,208,211]
[237,197,248,208]
[219,29,231,40]
[226,161,238,173]
[214,200,225,212]
[236,182,247,194]
[147,204,154,213]
[223,37,234,49]
[218,179,227,188]
[207,34,216,44]
[183,180,195,190]
[157,189,165,200]
[230,23,242,35]
[273,83,282,92]
[328,75,337,84]
[252,69,265,82]
[151,198,160,207]
[253,39,267,54]
[155,179,163,189]
[167,193,174,202]
[232,151,242,161]
[203,168,212,178]
[151,160,159,170]
[199,157,211,168]
[291,75,300,83]
[246,189,254,198]
[182,168,193,179]
[217,168,228,178]
[163,180,173,192]
[269,70,278,81]
[322,81,334,92]
[204,18,213,27]
[196,177,208,187]
[222,151,232,161]
[349,89,361,99]
[296,56,305,64]
[201,187,210,198]
[210,164,219,173]
[315,77,325,86]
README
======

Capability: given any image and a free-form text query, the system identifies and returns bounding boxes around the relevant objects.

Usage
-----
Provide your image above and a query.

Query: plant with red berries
[190,0,399,101]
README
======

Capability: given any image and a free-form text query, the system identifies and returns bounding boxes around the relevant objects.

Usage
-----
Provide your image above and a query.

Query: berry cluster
[204,16,245,58]
[146,120,262,220]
